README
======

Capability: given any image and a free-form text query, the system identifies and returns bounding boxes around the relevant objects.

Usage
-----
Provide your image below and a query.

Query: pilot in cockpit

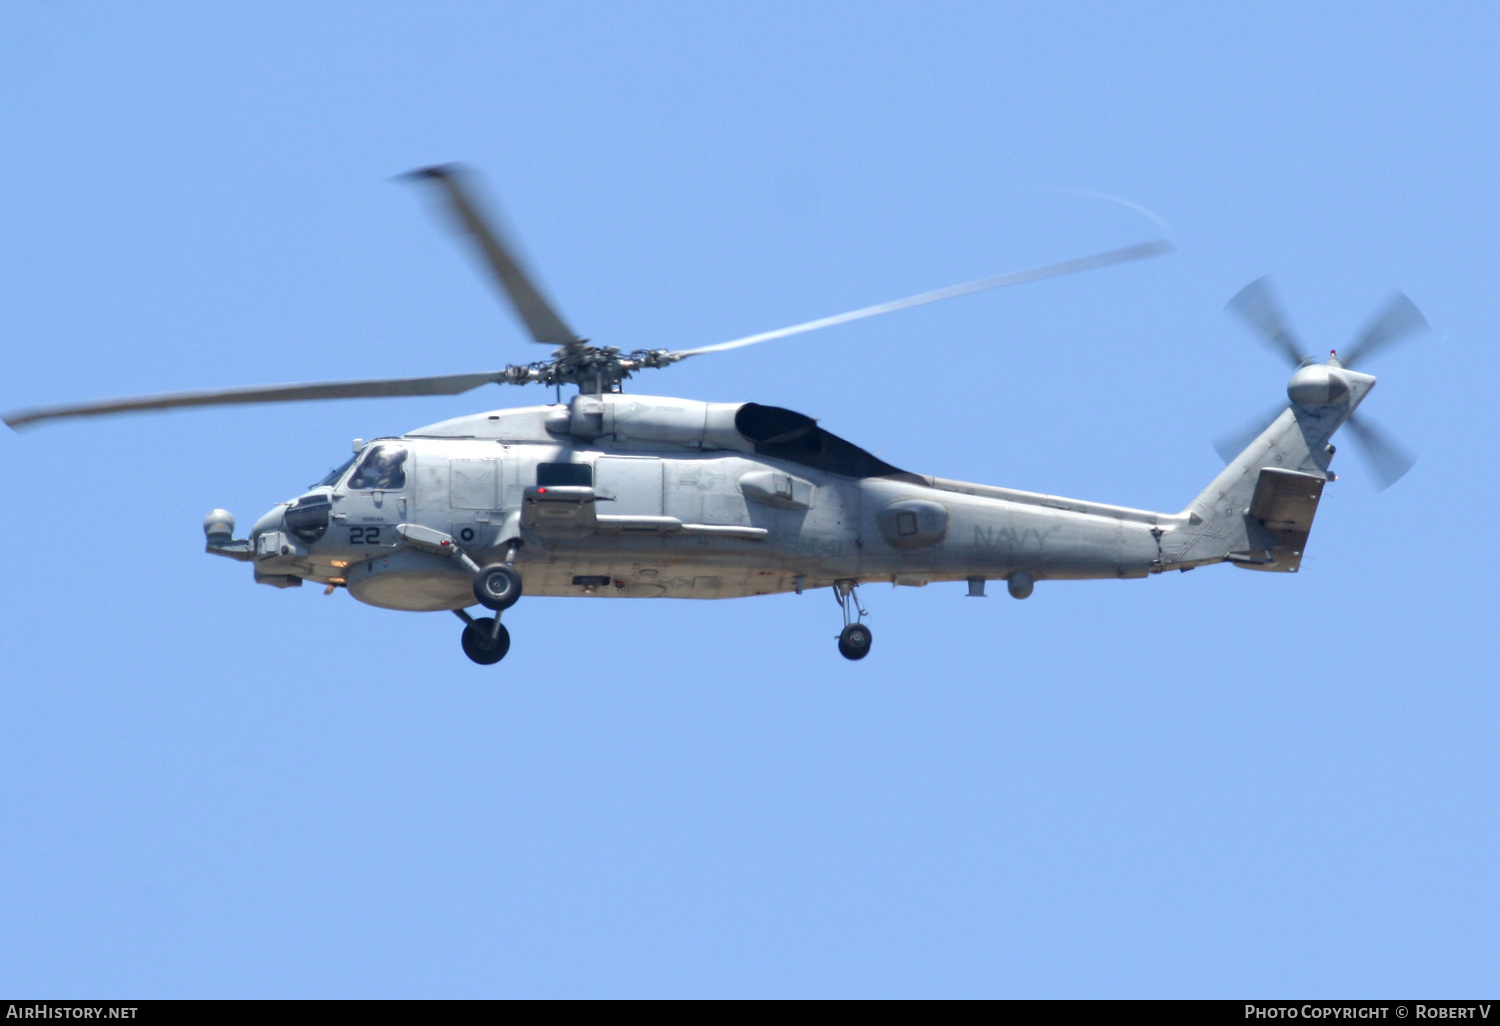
[347,443,408,490]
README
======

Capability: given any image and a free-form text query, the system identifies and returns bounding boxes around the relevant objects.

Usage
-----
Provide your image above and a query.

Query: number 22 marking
[349,526,382,545]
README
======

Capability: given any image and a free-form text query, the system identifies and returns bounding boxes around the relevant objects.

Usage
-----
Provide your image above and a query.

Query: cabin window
[896,511,918,537]
[537,462,592,488]
[348,443,408,490]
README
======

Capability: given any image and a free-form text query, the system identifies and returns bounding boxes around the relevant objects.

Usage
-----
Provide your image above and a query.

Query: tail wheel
[837,623,872,661]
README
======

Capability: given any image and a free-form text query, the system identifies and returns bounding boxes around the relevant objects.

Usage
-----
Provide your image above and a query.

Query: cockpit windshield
[347,443,408,490]
[314,454,357,489]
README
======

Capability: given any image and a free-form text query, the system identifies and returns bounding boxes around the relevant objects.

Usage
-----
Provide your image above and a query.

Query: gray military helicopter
[4,166,1426,664]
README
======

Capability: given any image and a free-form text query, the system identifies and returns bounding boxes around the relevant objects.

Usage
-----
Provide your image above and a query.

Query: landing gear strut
[833,580,872,661]
[458,542,521,665]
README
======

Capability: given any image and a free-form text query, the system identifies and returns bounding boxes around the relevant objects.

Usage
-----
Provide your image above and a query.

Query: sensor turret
[204,509,235,543]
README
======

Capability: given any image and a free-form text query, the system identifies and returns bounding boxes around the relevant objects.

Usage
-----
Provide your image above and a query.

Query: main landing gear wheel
[838,623,873,660]
[461,617,511,665]
[473,563,523,611]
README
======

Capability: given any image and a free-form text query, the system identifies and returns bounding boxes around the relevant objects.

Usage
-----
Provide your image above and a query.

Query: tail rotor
[1217,277,1428,490]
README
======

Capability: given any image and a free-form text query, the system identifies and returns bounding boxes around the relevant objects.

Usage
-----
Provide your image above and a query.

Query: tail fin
[1165,368,1375,573]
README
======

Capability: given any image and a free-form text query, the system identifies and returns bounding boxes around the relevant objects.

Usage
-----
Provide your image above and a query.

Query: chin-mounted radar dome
[204,509,236,543]
[1287,362,1350,407]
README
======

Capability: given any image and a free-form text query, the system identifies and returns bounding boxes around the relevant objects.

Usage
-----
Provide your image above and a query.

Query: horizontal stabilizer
[1235,468,1326,572]
[1250,468,1324,535]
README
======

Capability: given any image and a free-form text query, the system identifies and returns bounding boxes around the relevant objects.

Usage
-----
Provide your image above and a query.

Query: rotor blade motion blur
[1343,413,1416,490]
[4,372,502,429]
[1226,276,1308,367]
[10,174,1176,428]
[404,165,581,348]
[1212,404,1285,463]
[672,239,1173,358]
[1342,291,1428,368]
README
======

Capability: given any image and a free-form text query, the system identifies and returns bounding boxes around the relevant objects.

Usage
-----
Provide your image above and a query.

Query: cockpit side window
[348,443,408,490]
[314,454,357,489]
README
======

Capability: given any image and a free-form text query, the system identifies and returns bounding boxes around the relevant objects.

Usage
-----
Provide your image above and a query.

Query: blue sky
[2,1,1497,997]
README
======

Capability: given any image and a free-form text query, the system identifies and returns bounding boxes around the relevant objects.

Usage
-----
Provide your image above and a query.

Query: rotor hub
[504,344,681,391]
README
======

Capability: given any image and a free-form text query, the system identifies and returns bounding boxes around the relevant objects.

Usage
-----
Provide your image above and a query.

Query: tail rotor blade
[403,164,581,349]
[1212,403,1286,463]
[1343,412,1416,490]
[1226,276,1309,367]
[1342,291,1428,368]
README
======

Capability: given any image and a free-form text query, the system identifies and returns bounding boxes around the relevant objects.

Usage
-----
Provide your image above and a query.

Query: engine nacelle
[549,393,753,452]
[1287,364,1350,407]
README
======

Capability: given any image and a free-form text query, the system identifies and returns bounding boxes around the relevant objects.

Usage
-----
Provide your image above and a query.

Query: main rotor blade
[1226,276,1308,367]
[1341,291,1428,368]
[5,371,502,429]
[404,164,581,348]
[1342,412,1416,490]
[671,239,1172,358]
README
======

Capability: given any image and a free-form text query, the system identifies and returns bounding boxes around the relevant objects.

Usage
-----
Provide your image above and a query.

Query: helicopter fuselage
[224,390,1293,613]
